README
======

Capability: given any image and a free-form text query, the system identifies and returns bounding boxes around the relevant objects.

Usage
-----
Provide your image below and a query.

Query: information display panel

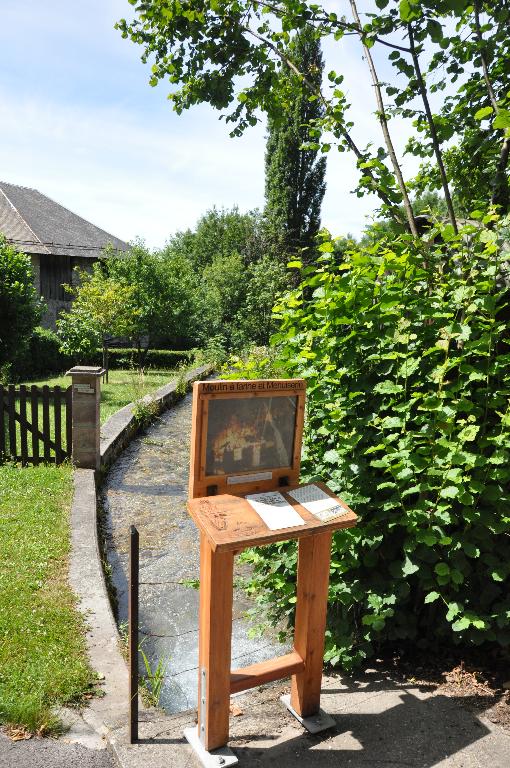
[189,379,306,498]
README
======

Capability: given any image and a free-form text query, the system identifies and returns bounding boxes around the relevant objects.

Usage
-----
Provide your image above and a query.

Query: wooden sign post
[184,380,357,767]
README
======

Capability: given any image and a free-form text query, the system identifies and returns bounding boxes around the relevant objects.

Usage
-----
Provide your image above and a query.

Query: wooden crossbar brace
[230,651,305,694]
[195,527,337,751]
[5,408,60,453]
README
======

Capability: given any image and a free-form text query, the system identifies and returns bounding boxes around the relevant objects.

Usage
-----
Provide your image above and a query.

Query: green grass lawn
[22,367,178,425]
[0,463,93,732]
[0,368,183,730]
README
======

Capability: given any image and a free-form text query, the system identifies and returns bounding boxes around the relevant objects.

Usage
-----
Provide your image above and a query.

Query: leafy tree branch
[350,0,417,235]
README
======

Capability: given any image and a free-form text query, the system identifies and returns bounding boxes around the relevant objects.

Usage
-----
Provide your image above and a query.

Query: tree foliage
[202,251,247,348]
[264,24,326,260]
[57,245,206,372]
[404,1,510,214]
[166,207,267,270]
[164,208,289,349]
[109,243,200,358]
[241,255,288,345]
[55,213,287,370]
[56,262,137,380]
[235,214,510,667]
[118,1,510,229]
[0,237,43,378]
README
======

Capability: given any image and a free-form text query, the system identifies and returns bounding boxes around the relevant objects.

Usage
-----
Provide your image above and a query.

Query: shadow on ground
[230,686,498,767]
[117,670,510,768]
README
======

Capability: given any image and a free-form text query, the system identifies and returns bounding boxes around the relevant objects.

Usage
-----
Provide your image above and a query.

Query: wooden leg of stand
[198,533,234,751]
[291,531,332,718]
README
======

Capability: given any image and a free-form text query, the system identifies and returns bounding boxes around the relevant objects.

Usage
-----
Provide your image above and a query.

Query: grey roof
[0,181,128,259]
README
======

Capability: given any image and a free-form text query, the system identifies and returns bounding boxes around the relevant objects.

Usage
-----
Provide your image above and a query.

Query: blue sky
[0,1,420,248]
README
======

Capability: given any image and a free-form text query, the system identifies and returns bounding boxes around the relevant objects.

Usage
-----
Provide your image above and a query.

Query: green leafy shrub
[0,238,44,376]
[12,327,73,380]
[225,345,288,380]
[242,215,510,670]
[192,337,229,368]
[11,338,192,382]
[132,396,160,428]
[89,348,192,369]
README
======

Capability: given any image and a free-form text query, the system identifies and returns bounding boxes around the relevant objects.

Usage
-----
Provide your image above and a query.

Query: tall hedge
[242,214,510,669]
[11,330,191,381]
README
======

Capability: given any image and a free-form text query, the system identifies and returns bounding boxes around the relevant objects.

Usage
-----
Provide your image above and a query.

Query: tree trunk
[139,338,150,373]
[408,24,458,234]
[492,138,510,214]
[473,2,510,214]
[102,343,109,384]
[350,0,418,236]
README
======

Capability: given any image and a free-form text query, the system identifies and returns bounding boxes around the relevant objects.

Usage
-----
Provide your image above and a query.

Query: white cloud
[0,0,423,248]
[0,86,267,247]
[0,75,408,247]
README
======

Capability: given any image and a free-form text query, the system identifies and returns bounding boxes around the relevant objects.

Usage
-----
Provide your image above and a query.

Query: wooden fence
[0,384,72,465]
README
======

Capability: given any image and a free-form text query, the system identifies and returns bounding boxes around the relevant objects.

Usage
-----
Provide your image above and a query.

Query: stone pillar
[67,366,104,470]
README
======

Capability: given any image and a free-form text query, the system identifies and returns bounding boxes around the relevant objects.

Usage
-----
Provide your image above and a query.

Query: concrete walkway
[3,668,509,768]
[108,669,510,768]
[0,730,115,768]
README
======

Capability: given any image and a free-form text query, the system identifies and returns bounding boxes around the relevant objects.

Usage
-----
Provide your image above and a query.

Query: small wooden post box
[184,380,357,763]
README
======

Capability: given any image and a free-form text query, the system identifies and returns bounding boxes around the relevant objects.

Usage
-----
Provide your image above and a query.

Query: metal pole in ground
[129,525,139,743]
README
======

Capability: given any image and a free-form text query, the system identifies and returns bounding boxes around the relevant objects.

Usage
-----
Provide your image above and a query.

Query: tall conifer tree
[264,26,327,261]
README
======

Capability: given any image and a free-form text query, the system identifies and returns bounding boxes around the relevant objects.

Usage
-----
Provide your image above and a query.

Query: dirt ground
[374,647,510,732]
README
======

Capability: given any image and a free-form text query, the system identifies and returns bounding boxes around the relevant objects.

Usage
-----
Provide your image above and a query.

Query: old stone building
[0,181,128,328]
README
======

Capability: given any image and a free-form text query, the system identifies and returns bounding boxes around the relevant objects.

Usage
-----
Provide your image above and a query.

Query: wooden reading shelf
[188,480,357,553]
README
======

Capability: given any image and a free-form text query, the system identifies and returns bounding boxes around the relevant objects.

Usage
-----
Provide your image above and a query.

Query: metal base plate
[280,694,336,734]
[184,726,238,768]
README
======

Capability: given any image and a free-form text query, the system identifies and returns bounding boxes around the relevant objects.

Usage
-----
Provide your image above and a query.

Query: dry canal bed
[102,391,286,713]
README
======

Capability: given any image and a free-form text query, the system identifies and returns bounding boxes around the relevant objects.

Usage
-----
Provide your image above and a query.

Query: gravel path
[0,732,115,768]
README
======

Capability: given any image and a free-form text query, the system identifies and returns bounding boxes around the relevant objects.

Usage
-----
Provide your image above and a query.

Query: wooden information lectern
[184,380,357,767]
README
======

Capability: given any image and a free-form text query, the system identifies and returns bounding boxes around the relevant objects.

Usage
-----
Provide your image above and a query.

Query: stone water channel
[102,390,287,714]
